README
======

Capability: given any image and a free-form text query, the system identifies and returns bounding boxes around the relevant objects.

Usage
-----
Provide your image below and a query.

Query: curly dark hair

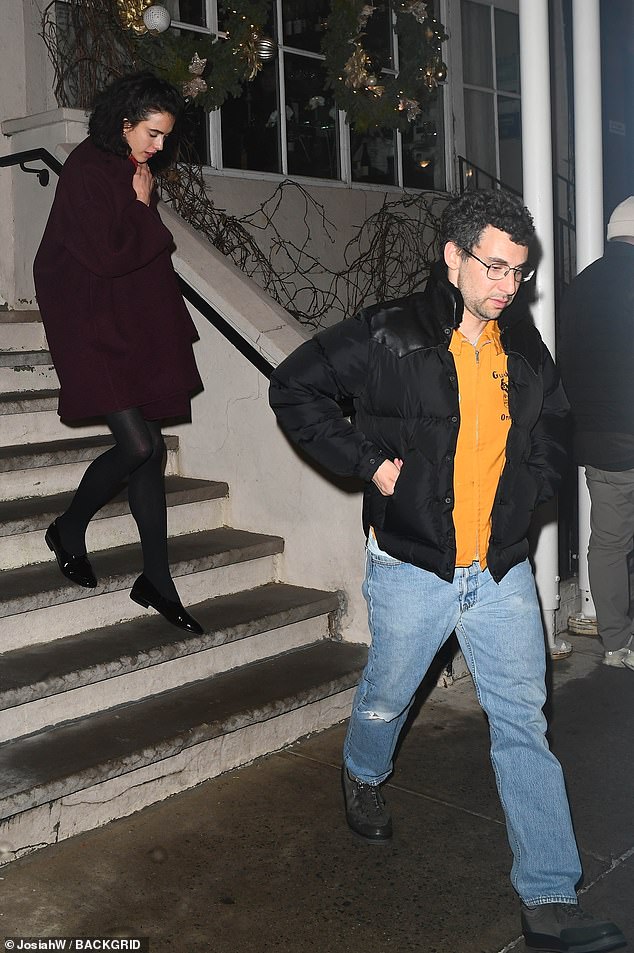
[439,189,535,252]
[88,71,185,172]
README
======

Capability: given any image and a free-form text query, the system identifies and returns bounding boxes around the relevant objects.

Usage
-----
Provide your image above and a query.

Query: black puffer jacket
[558,240,634,468]
[269,261,569,583]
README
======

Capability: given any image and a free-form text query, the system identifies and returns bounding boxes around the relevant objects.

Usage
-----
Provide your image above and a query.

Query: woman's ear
[122,118,132,137]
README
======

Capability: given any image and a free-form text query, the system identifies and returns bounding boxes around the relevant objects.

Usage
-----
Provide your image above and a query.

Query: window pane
[180,105,210,165]
[402,93,446,191]
[218,2,274,34]
[464,88,496,178]
[351,128,397,186]
[220,60,281,173]
[164,0,206,28]
[498,95,523,192]
[461,0,493,87]
[495,10,520,94]
[282,0,330,54]
[364,2,394,70]
[285,54,339,179]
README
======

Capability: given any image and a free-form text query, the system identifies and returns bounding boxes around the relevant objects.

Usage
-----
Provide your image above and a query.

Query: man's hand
[132,162,154,206]
[372,457,403,496]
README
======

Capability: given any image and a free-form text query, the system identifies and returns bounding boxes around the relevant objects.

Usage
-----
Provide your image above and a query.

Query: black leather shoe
[521,902,626,952]
[342,765,392,843]
[130,574,204,635]
[45,520,97,588]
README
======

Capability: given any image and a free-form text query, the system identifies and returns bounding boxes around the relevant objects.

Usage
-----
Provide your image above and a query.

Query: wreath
[115,0,446,129]
[127,0,273,111]
[322,1,447,131]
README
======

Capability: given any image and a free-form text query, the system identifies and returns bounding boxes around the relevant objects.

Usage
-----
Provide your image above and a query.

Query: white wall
[190,171,444,330]
[0,0,57,309]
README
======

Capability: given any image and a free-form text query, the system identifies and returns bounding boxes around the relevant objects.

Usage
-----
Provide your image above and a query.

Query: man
[269,190,625,953]
[559,196,634,671]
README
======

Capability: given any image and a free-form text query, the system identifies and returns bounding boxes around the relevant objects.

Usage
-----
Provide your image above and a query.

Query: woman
[34,71,203,635]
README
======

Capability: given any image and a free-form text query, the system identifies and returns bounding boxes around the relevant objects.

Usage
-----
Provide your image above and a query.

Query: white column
[569,0,604,630]
[518,0,570,657]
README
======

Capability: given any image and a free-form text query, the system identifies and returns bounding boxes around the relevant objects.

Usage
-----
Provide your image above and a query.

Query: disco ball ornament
[142,4,171,34]
[255,35,278,61]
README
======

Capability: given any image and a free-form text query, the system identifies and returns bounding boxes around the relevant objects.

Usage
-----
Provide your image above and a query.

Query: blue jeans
[343,535,582,905]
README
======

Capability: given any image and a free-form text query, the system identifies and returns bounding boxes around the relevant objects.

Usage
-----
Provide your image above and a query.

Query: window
[458,0,522,192]
[171,0,447,189]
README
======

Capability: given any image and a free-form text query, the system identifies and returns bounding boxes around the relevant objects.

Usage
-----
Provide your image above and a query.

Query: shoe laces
[554,903,595,924]
[354,778,385,816]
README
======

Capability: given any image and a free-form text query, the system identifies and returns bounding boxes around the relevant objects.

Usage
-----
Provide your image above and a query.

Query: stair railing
[456,156,522,197]
[0,148,63,186]
[1,147,274,379]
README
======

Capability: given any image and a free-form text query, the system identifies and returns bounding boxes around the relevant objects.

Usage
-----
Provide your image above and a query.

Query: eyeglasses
[461,248,535,284]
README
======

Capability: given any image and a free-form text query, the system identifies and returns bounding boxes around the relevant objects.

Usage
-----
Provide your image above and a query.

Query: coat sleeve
[529,342,571,506]
[58,162,173,279]
[269,312,387,481]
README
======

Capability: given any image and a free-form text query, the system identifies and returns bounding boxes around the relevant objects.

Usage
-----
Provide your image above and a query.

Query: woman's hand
[372,457,403,496]
[132,163,154,206]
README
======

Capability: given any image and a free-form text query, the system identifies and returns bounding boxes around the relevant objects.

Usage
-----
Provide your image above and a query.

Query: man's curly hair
[88,71,185,173]
[439,189,535,252]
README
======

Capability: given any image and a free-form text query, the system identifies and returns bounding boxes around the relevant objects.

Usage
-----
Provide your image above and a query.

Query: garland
[130,0,274,111]
[118,0,446,130]
[322,1,447,131]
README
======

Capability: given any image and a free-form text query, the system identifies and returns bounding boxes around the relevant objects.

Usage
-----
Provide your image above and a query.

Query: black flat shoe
[45,520,97,588]
[130,574,204,635]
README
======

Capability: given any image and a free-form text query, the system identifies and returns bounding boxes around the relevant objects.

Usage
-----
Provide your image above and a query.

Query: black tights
[56,408,178,600]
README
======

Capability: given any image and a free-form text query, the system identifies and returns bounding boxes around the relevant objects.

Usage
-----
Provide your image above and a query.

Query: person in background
[269,189,626,953]
[559,196,634,672]
[34,71,203,635]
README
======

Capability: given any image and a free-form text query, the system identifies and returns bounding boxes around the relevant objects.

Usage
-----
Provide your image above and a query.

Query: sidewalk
[1,631,631,953]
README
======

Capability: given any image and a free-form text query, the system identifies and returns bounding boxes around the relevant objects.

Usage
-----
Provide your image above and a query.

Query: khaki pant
[586,465,634,651]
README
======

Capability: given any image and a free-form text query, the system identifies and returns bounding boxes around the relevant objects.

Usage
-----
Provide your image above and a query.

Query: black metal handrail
[0,148,63,186]
[177,278,274,379]
[2,146,274,378]
[457,156,522,197]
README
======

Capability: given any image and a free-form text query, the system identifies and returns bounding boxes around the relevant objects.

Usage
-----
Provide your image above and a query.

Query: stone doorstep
[0,582,341,710]
[0,389,58,414]
[0,639,367,820]
[0,433,178,473]
[0,526,285,619]
[0,349,53,367]
[0,475,229,537]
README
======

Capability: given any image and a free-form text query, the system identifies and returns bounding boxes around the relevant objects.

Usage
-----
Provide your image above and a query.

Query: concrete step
[0,312,47,352]
[0,435,180,501]
[0,639,366,863]
[0,475,229,569]
[0,582,341,741]
[0,351,57,392]
[0,388,58,413]
[0,399,106,443]
[0,526,284,650]
[0,311,42,322]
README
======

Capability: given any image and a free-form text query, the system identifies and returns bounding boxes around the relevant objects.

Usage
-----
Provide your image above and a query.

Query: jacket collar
[426,260,541,375]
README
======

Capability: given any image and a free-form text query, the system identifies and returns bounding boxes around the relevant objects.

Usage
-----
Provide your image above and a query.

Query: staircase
[0,309,366,863]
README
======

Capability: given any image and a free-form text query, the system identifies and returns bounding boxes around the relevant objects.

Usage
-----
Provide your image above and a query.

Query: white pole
[568,0,604,633]
[519,0,570,657]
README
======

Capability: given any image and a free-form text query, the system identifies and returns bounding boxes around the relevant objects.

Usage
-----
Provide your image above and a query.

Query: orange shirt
[448,322,511,568]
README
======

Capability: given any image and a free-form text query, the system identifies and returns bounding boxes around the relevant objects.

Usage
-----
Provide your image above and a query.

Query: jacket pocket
[383,451,438,541]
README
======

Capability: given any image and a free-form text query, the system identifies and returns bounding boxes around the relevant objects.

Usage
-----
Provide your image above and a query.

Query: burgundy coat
[33,137,202,421]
